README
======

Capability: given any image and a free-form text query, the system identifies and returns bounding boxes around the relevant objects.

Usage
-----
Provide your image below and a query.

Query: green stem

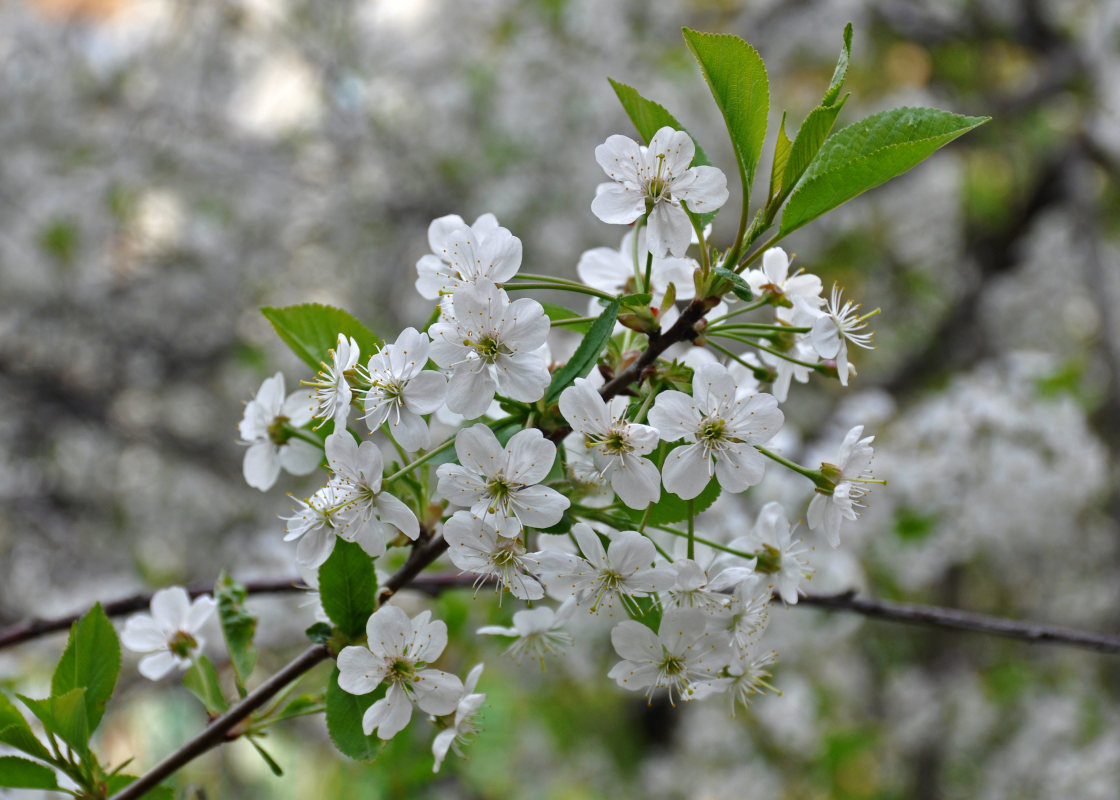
[631,390,656,424]
[707,297,771,324]
[756,445,827,486]
[687,499,695,560]
[734,231,783,274]
[705,341,764,375]
[643,251,654,295]
[632,214,647,286]
[505,282,615,301]
[283,425,325,450]
[708,322,810,334]
[686,207,711,274]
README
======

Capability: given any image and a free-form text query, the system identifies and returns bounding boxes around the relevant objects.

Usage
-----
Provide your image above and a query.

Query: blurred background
[2,0,1119,797]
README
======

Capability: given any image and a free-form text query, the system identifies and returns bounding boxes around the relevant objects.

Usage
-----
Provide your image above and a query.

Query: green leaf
[768,112,792,201]
[325,667,382,762]
[305,622,334,645]
[647,475,722,525]
[319,540,377,641]
[712,267,753,302]
[780,107,989,236]
[183,655,229,715]
[260,304,381,373]
[682,28,770,196]
[619,292,653,309]
[607,79,712,166]
[20,689,89,756]
[780,96,848,199]
[822,23,853,107]
[247,737,284,776]
[216,573,258,693]
[541,303,592,334]
[51,603,119,732]
[545,298,621,404]
[627,595,663,634]
[0,756,58,789]
[0,694,52,763]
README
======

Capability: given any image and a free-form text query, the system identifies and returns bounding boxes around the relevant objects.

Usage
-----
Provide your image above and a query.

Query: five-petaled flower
[238,372,321,491]
[649,363,784,499]
[592,127,729,257]
[121,587,217,681]
[336,606,464,740]
[807,425,876,547]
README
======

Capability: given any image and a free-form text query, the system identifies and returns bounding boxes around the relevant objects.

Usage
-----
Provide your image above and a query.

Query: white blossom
[532,523,674,615]
[428,279,550,418]
[121,587,216,681]
[807,425,876,547]
[808,285,875,387]
[558,377,661,509]
[745,247,823,308]
[238,372,321,491]
[649,363,783,499]
[415,213,521,299]
[362,327,447,451]
[431,663,486,773]
[282,483,347,568]
[750,502,812,605]
[607,608,732,704]
[436,424,569,538]
[697,647,778,715]
[308,333,362,428]
[592,127,729,257]
[576,228,696,304]
[325,432,419,557]
[444,511,544,600]
[477,598,576,665]
[336,606,463,740]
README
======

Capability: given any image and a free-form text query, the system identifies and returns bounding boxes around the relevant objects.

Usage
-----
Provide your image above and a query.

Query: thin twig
[108,644,331,800]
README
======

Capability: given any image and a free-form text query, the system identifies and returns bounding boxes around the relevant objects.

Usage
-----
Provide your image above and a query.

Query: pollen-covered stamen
[168,630,199,659]
[653,647,690,706]
[825,286,876,350]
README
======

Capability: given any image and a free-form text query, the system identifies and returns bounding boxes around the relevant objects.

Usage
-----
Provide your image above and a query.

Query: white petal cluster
[444,511,544,600]
[308,333,362,429]
[436,424,569,538]
[477,598,576,664]
[415,213,522,299]
[238,372,320,491]
[336,606,464,740]
[325,432,420,557]
[804,285,875,386]
[533,523,675,615]
[121,587,216,681]
[649,363,783,499]
[282,482,348,568]
[607,608,731,704]
[429,279,550,418]
[431,663,486,773]
[807,425,876,547]
[592,127,729,256]
[362,327,447,452]
[558,378,661,509]
[745,247,823,309]
[749,502,813,605]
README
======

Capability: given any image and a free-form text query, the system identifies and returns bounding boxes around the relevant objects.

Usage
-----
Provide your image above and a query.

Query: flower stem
[755,445,828,487]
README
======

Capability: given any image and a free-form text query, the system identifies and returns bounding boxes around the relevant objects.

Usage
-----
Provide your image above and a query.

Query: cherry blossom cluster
[207,124,885,770]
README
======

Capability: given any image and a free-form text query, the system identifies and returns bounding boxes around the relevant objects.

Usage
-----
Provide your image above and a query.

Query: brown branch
[108,539,452,800]
[796,591,1120,654]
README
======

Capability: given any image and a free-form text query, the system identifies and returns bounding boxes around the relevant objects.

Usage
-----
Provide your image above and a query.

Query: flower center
[168,630,198,658]
[472,336,504,363]
[698,417,726,444]
[486,475,514,508]
[267,416,291,445]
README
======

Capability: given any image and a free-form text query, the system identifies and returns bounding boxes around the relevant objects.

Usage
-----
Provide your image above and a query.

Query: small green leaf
[607,79,712,166]
[305,622,334,645]
[780,96,848,199]
[712,267,753,302]
[325,668,382,762]
[682,28,770,196]
[247,737,284,776]
[183,655,229,715]
[768,112,792,201]
[216,573,258,693]
[260,304,381,373]
[627,595,663,634]
[319,540,377,641]
[0,694,52,763]
[647,476,722,524]
[51,603,119,732]
[620,292,653,309]
[545,298,621,404]
[780,107,989,236]
[0,756,58,789]
[541,303,592,334]
[822,23,854,107]
[20,689,89,756]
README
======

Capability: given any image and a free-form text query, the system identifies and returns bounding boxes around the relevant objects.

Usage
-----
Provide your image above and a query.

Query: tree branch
[109,644,331,800]
[107,538,452,800]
